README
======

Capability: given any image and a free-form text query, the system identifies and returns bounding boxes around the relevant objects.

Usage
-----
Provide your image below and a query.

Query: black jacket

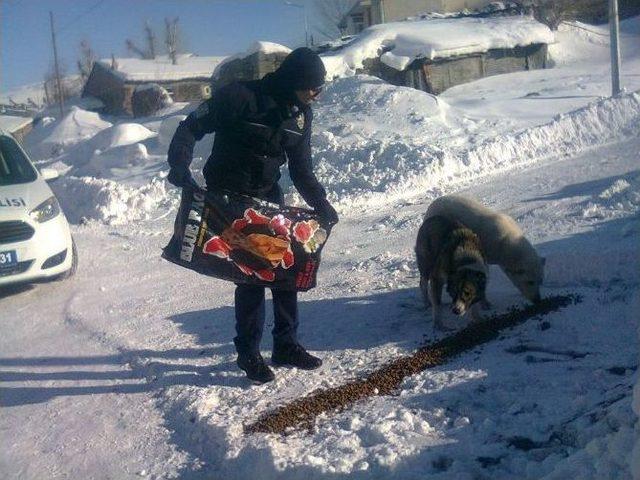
[167,75,327,207]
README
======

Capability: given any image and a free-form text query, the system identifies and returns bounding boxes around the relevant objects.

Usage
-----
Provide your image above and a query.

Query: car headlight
[29,196,61,223]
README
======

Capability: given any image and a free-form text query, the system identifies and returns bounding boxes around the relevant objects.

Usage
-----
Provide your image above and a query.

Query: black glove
[167,167,200,190]
[315,199,339,225]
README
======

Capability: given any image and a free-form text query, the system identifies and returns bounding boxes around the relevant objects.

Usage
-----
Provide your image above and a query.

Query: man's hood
[260,47,326,104]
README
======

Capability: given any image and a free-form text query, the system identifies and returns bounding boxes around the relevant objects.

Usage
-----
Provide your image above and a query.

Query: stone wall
[212,51,290,90]
[364,43,548,95]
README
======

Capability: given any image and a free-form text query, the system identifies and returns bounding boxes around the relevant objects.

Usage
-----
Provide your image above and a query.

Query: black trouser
[210,184,293,356]
[233,284,298,357]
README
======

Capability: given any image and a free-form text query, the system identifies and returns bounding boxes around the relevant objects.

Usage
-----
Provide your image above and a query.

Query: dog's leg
[420,276,430,309]
[428,278,445,330]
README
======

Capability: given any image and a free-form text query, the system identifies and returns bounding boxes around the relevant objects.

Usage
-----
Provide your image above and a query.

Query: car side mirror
[41,168,59,182]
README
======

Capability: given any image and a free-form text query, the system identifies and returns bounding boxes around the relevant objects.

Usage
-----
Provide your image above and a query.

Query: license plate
[0,250,18,267]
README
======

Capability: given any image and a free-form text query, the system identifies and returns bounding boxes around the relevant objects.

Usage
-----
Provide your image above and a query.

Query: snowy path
[0,257,190,478]
[2,136,637,479]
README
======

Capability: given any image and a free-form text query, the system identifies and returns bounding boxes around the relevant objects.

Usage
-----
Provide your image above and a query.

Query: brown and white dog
[415,215,488,330]
[425,195,545,303]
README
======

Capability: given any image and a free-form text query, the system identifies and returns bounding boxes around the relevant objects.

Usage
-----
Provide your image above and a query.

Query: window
[351,13,365,33]
[0,135,37,186]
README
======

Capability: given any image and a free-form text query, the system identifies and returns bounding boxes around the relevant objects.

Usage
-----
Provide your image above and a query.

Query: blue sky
[1,0,324,91]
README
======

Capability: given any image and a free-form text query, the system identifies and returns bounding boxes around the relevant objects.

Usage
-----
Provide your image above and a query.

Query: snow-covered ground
[1,18,639,480]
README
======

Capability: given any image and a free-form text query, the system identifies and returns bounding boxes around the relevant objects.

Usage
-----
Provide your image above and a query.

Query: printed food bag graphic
[162,188,334,291]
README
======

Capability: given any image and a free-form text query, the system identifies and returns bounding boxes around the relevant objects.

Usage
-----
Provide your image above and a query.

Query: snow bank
[321,16,554,77]
[48,122,158,175]
[90,123,157,151]
[40,106,112,151]
[539,397,637,480]
[158,115,187,146]
[52,175,173,225]
[580,175,640,220]
[75,143,153,178]
[316,75,442,135]
[309,87,640,208]
[459,92,640,174]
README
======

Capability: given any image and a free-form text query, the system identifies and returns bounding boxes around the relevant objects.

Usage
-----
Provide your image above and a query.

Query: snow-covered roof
[322,15,554,77]
[212,41,292,79]
[97,54,228,82]
[0,115,33,134]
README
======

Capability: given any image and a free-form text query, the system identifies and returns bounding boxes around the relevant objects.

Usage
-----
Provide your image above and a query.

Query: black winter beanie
[275,47,326,91]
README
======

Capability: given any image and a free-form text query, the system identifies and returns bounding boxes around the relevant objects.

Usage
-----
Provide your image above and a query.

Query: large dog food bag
[162,188,334,291]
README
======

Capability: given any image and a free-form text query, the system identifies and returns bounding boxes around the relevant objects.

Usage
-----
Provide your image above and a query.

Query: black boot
[272,344,322,370]
[237,353,275,384]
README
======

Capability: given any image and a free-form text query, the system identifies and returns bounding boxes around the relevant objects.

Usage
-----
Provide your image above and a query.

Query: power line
[57,0,105,35]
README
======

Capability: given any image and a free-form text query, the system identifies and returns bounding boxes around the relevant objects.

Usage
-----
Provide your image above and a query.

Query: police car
[0,130,76,286]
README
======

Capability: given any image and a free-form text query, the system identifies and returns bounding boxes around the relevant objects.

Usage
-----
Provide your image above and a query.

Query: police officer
[167,48,338,384]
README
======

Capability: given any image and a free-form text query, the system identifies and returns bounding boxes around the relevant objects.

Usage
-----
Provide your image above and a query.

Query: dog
[426,195,545,303]
[415,215,488,330]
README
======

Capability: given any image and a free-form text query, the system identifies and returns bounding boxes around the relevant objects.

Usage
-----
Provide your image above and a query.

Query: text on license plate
[0,250,18,267]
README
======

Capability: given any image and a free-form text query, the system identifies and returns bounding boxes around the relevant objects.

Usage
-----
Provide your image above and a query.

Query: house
[82,54,227,115]
[211,42,292,91]
[365,41,549,95]
[340,0,497,34]
[322,15,554,95]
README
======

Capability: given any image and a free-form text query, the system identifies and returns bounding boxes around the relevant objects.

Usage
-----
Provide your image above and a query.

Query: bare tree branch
[77,39,96,79]
[144,21,157,59]
[126,39,149,59]
[165,17,180,65]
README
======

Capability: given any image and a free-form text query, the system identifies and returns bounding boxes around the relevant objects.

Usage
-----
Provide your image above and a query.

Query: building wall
[423,44,548,94]
[212,51,289,90]
[344,0,496,34]
[169,82,212,102]
[381,0,494,21]
[122,81,211,115]
[83,62,214,115]
[364,43,548,95]
[82,63,126,115]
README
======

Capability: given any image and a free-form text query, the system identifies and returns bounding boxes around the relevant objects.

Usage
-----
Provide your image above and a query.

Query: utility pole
[284,1,309,47]
[49,11,65,118]
[304,6,309,47]
[609,0,622,96]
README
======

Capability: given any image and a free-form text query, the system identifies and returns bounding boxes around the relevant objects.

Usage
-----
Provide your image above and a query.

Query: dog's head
[504,255,546,304]
[447,269,487,316]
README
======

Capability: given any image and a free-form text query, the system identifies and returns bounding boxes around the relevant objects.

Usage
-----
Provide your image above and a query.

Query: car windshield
[0,135,38,186]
